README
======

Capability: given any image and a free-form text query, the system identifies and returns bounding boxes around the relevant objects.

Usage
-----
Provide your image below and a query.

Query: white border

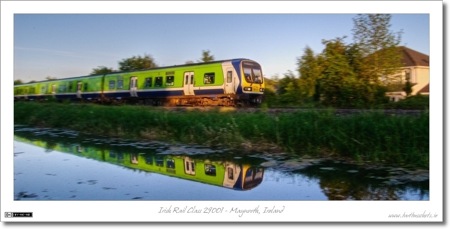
[1,1,443,223]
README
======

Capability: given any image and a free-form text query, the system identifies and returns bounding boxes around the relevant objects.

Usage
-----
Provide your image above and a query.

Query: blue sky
[14,13,429,82]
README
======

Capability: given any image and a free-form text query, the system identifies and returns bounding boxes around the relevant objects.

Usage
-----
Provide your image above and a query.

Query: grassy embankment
[14,102,429,168]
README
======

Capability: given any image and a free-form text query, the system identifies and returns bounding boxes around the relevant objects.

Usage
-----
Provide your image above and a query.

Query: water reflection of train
[14,132,264,191]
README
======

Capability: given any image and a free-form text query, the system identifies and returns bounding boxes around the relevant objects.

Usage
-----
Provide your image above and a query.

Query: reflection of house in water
[14,133,264,191]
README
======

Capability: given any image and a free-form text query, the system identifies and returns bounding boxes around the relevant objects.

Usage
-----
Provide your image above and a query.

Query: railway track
[158,106,426,116]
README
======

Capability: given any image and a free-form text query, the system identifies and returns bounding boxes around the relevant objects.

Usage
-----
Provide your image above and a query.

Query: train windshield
[243,62,263,84]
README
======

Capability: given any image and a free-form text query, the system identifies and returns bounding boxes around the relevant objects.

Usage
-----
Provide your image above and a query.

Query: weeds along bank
[14,102,429,168]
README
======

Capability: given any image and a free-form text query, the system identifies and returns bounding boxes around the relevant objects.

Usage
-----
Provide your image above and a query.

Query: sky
[13,12,429,83]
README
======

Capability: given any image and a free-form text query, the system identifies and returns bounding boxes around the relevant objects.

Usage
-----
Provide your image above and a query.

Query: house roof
[418,83,429,94]
[399,46,429,67]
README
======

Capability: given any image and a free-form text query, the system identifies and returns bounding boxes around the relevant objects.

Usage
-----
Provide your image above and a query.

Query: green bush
[383,94,429,110]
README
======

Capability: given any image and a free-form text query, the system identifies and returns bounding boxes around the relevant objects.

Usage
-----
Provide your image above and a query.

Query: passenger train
[14,58,265,106]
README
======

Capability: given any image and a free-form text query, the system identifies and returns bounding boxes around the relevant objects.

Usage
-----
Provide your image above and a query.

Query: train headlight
[244,87,252,91]
[259,88,265,92]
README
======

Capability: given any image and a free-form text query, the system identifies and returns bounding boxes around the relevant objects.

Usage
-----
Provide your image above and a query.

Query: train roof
[15,58,256,86]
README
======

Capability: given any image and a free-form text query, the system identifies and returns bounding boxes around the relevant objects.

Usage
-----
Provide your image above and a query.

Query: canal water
[13,125,429,201]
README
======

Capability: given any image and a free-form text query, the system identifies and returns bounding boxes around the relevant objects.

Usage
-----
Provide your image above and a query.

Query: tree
[352,14,403,84]
[297,46,324,98]
[199,50,214,63]
[319,38,358,107]
[403,79,413,96]
[14,79,23,85]
[277,71,301,105]
[118,54,158,72]
[90,66,114,75]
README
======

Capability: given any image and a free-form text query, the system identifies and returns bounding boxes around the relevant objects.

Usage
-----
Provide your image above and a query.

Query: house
[385,46,429,102]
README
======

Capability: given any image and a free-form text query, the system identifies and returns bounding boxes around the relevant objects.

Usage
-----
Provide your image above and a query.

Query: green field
[14,102,429,168]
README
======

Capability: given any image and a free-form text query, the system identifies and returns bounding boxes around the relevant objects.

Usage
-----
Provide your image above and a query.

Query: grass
[14,102,429,168]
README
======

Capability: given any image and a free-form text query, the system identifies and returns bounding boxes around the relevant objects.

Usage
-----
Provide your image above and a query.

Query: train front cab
[232,59,265,105]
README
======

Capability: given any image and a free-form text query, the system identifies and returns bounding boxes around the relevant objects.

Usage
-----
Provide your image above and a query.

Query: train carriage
[14,58,265,106]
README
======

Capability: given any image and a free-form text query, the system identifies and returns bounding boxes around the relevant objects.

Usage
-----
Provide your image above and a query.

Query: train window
[30,87,36,94]
[205,164,216,176]
[156,157,164,167]
[109,80,116,89]
[166,76,174,86]
[144,77,152,88]
[245,168,254,182]
[253,69,263,83]
[109,151,117,158]
[204,73,215,84]
[243,64,263,84]
[244,68,253,83]
[58,84,67,92]
[227,71,233,83]
[155,77,163,87]
[145,156,153,165]
[83,83,88,91]
[69,82,73,91]
[166,159,175,169]
[117,80,123,89]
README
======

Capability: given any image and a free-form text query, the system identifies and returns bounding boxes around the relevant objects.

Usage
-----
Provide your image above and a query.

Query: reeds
[14,102,429,168]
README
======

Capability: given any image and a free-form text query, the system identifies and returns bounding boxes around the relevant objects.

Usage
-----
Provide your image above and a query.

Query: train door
[77,82,82,99]
[224,68,235,94]
[223,163,241,189]
[184,157,196,175]
[130,76,138,97]
[183,72,195,95]
[51,84,56,95]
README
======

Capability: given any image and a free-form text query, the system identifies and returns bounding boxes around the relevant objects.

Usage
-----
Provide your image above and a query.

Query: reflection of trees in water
[319,179,399,200]
[44,141,57,152]
[298,161,429,200]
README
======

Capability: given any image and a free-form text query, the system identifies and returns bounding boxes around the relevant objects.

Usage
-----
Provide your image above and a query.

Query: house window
[166,76,174,86]
[155,77,163,87]
[204,73,215,84]
[144,77,152,88]
[405,71,411,81]
[109,80,116,89]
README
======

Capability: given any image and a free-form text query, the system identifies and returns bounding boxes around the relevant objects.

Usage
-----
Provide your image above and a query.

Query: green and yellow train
[14,58,265,106]
[14,133,264,191]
